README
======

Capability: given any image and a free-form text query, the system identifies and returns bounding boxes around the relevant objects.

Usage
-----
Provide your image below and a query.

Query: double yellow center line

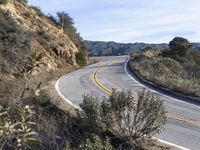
[92,61,200,127]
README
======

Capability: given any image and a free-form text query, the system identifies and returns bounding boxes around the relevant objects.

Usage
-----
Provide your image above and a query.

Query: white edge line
[55,77,81,110]
[153,137,190,150]
[124,57,191,150]
[55,57,191,150]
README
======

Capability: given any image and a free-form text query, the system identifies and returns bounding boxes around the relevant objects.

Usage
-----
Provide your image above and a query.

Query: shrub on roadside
[79,135,112,150]
[79,95,103,135]
[30,6,44,17]
[76,46,88,67]
[101,89,167,141]
[80,89,167,148]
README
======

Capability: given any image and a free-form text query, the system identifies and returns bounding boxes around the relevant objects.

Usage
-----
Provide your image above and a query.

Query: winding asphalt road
[56,56,200,150]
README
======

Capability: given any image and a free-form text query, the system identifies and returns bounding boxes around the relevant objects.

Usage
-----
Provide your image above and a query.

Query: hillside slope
[0,0,79,80]
[129,37,200,99]
[0,0,89,102]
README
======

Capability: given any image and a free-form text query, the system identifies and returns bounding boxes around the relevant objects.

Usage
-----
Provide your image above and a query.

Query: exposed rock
[0,0,79,75]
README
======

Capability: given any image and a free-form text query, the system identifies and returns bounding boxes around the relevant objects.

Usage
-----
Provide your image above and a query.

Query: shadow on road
[85,62,124,69]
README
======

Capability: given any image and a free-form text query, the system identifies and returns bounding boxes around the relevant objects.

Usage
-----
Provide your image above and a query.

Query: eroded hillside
[0,0,89,102]
[0,0,80,80]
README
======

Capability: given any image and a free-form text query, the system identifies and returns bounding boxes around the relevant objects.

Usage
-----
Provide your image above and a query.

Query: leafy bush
[30,6,44,17]
[79,95,103,136]
[8,30,29,45]
[14,52,45,100]
[79,135,112,150]
[0,104,40,149]
[0,0,8,4]
[80,90,167,145]
[169,37,192,57]
[76,49,88,67]
[17,0,28,4]
[0,11,29,45]
[101,90,167,141]
[47,15,59,26]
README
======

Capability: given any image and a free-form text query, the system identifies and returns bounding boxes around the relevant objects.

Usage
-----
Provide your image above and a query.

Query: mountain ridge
[85,40,200,56]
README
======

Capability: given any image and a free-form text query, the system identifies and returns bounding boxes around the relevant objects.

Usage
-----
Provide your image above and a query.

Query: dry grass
[135,138,179,150]
[129,50,200,98]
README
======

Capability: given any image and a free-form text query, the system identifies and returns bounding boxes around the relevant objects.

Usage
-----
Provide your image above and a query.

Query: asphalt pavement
[56,56,200,150]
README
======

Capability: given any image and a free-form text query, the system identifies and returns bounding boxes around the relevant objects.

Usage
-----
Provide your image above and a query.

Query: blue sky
[28,0,200,43]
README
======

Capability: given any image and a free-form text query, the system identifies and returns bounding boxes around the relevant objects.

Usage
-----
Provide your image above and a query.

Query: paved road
[56,56,200,150]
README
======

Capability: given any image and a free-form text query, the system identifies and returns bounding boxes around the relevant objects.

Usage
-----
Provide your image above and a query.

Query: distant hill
[191,42,200,51]
[85,40,200,56]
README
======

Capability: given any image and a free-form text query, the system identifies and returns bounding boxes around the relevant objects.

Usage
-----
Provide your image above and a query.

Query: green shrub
[34,92,50,107]
[76,49,88,67]
[80,95,103,135]
[0,0,8,5]
[79,135,112,150]
[101,90,167,141]
[0,104,40,149]
[17,0,28,4]
[80,90,167,143]
[47,15,59,26]
[168,37,192,57]
[30,6,44,17]
[8,30,29,45]
[56,11,88,63]
[38,38,50,50]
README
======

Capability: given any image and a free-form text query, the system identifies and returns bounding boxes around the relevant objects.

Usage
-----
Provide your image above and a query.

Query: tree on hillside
[169,37,192,56]
[14,52,45,100]
[57,12,75,33]
[57,11,88,66]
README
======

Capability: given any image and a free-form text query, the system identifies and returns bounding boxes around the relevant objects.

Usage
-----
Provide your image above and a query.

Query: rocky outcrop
[0,0,79,73]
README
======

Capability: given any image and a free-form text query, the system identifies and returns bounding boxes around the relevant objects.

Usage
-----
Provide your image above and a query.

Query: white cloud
[28,0,200,43]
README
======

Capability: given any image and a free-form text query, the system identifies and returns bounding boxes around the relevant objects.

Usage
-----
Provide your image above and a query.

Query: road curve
[56,56,200,150]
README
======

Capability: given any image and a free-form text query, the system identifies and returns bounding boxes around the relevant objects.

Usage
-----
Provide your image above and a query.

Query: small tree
[14,52,45,100]
[101,90,167,141]
[57,11,75,33]
[56,11,88,66]
[81,89,167,143]
[80,95,103,135]
[169,37,192,56]
[17,0,28,4]
[79,135,112,150]
[0,0,8,4]
[76,44,88,66]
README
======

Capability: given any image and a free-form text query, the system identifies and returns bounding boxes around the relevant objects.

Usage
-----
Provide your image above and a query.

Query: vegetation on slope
[1,87,167,149]
[129,37,200,98]
[49,11,88,66]
[0,0,88,101]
